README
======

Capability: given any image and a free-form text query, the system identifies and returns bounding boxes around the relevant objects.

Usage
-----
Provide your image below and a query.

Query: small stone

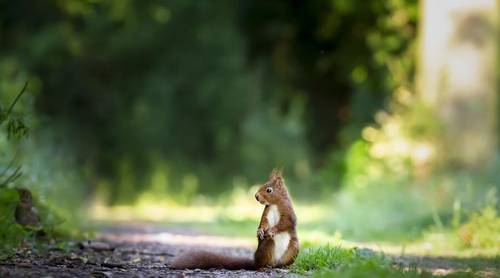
[79,241,114,252]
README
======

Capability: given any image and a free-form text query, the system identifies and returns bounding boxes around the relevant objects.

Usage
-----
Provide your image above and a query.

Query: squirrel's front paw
[266,228,276,238]
[257,227,266,240]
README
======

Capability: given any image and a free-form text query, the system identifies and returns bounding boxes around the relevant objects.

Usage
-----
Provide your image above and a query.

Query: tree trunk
[418,0,498,167]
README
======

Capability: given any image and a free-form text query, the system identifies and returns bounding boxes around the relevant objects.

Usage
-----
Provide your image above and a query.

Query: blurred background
[0,0,499,258]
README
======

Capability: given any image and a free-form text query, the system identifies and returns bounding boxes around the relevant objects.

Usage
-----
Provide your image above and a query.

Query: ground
[0,222,498,277]
[0,222,296,278]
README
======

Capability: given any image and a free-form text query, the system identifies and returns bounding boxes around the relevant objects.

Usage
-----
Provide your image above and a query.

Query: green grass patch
[291,245,476,277]
[291,245,363,273]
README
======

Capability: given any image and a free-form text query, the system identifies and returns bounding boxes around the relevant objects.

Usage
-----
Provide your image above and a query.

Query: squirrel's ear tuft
[269,168,284,186]
[269,168,282,179]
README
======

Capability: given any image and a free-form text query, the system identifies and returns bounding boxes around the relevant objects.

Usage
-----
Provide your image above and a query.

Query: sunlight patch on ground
[100,230,255,249]
[89,202,327,224]
[89,203,499,259]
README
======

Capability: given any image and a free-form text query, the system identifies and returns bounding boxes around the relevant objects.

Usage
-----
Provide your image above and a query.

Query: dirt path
[0,222,497,277]
[0,222,297,278]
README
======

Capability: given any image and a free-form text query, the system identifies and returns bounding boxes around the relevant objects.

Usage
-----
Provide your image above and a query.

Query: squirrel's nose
[255,193,260,201]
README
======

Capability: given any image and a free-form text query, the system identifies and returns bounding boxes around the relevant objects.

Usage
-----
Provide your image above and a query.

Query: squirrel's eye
[266,187,273,194]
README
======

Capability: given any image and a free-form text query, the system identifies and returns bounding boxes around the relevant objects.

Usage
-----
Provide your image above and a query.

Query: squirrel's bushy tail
[169,251,255,270]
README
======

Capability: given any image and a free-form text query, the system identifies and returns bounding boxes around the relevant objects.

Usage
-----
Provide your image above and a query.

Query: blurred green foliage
[0,0,419,202]
[0,0,498,253]
[241,0,418,152]
[0,76,83,257]
[0,84,31,258]
[0,80,29,188]
[326,72,499,240]
[0,187,26,259]
[458,206,500,249]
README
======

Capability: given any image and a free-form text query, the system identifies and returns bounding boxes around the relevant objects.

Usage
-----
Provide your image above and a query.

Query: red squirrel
[170,169,299,270]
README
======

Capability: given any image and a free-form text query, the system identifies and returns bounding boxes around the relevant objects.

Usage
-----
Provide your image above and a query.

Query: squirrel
[15,188,41,228]
[170,169,299,270]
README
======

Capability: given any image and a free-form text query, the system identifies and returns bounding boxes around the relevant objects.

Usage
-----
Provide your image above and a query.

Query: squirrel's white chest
[266,205,280,227]
[266,205,290,263]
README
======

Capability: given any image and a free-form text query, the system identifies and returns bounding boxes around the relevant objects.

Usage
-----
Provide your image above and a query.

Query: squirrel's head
[255,169,288,205]
[16,188,33,203]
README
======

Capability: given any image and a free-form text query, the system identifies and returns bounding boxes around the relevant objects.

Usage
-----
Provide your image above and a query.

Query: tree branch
[7,80,29,115]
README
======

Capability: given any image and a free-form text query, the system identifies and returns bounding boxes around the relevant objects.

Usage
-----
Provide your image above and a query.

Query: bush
[458,206,500,249]
[0,188,26,259]
[0,81,82,258]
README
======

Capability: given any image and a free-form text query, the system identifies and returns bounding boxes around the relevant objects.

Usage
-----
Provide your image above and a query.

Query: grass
[291,245,362,273]
[292,245,480,277]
